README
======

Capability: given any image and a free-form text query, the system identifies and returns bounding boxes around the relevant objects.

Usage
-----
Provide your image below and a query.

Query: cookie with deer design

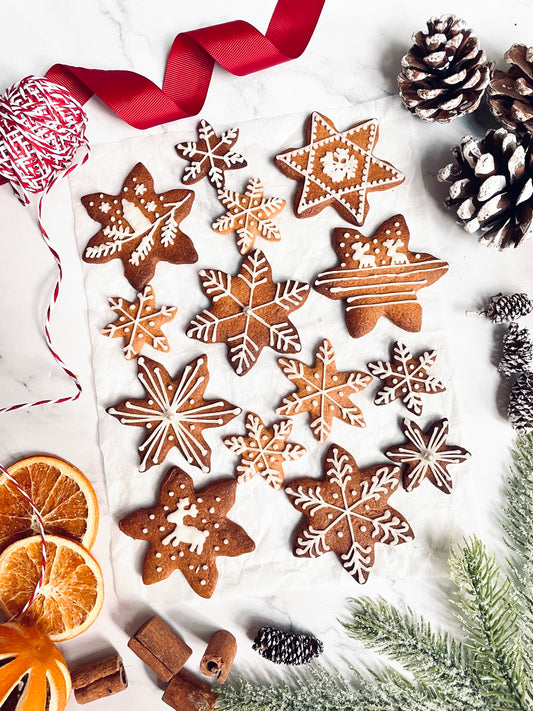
[314,215,449,337]
[119,467,255,598]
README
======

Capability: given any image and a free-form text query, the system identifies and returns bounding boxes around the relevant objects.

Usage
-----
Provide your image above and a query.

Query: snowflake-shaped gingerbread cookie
[107,354,240,472]
[367,341,446,415]
[186,249,310,376]
[213,178,286,255]
[285,444,413,584]
[175,119,247,190]
[223,412,306,489]
[385,418,470,493]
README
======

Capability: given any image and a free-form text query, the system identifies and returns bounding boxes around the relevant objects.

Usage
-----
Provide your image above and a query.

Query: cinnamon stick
[128,615,192,683]
[199,630,237,683]
[162,670,217,711]
[71,653,127,704]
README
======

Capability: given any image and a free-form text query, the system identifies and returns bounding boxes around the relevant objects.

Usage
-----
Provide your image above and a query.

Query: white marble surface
[1,1,533,709]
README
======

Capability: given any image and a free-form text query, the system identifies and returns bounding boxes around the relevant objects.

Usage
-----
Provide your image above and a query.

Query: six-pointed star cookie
[367,341,446,415]
[186,249,310,376]
[175,119,247,190]
[314,215,449,337]
[224,412,306,489]
[385,418,470,493]
[274,112,404,225]
[276,338,372,442]
[107,354,240,472]
[82,163,197,290]
[285,444,414,584]
[213,177,286,254]
[102,285,177,360]
[119,467,255,598]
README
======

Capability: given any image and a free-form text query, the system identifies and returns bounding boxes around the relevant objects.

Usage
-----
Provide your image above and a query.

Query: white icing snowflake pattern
[145,201,157,212]
[285,444,413,584]
[134,183,147,196]
[99,201,111,213]
[320,147,359,183]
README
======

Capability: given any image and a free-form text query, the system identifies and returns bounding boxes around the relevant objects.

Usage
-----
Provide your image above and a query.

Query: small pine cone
[508,372,533,432]
[484,293,533,323]
[398,14,492,123]
[488,44,533,136]
[252,626,323,666]
[438,128,533,248]
[498,322,533,378]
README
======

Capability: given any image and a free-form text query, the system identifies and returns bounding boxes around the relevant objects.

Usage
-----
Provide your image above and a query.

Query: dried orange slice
[0,535,104,642]
[0,455,99,553]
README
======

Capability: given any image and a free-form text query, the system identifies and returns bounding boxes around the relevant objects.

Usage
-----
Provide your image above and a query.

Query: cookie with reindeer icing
[118,467,255,598]
[313,215,449,337]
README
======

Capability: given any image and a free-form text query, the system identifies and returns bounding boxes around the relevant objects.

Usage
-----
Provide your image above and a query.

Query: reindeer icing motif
[351,241,377,268]
[162,497,209,554]
[383,238,409,265]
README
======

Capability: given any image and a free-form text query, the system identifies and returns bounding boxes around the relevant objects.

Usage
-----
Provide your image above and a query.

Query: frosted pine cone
[508,372,533,432]
[398,14,492,123]
[488,44,533,135]
[498,322,533,378]
[438,128,533,248]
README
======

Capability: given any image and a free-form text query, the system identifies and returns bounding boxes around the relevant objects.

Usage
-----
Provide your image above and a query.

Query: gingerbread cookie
[285,444,413,584]
[367,342,446,415]
[276,339,372,442]
[274,112,404,225]
[385,418,470,494]
[314,215,449,337]
[213,178,286,255]
[82,163,197,290]
[186,249,310,376]
[175,119,247,190]
[119,467,255,598]
[223,412,306,490]
[102,285,177,360]
[107,354,240,472]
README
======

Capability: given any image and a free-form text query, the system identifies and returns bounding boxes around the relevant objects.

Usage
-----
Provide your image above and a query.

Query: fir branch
[449,537,527,711]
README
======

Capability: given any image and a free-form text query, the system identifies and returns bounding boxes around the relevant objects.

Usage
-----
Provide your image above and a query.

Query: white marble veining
[1,1,533,709]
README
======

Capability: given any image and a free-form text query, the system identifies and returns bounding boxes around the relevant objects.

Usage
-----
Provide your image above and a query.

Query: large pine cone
[398,14,491,123]
[488,44,533,135]
[438,128,533,248]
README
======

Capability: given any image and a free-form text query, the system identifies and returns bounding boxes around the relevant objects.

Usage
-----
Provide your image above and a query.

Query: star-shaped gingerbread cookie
[175,119,247,190]
[223,412,306,489]
[314,215,449,337]
[107,354,240,472]
[285,444,413,584]
[119,467,255,598]
[276,339,372,442]
[213,177,286,255]
[102,285,177,360]
[385,418,470,494]
[186,249,310,376]
[367,342,446,415]
[82,163,197,290]
[274,112,404,225]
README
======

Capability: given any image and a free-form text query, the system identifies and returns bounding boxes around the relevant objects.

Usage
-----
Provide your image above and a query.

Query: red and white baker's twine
[0,464,47,618]
[0,75,89,412]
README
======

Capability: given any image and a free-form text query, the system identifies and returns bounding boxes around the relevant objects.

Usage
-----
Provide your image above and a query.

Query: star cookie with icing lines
[223,412,306,490]
[107,354,241,472]
[175,119,247,190]
[385,418,470,494]
[213,177,286,255]
[274,112,404,225]
[276,338,372,442]
[313,215,449,338]
[119,467,255,598]
[367,341,446,416]
[186,249,310,376]
[82,163,197,290]
[102,285,177,360]
[285,444,414,584]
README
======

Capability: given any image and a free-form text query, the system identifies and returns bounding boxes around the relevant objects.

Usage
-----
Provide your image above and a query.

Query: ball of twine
[0,75,89,203]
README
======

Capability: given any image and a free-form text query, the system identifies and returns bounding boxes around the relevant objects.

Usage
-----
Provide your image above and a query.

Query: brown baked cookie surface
[119,467,255,598]
[285,444,413,584]
[314,215,449,337]
[274,112,404,225]
[82,163,197,290]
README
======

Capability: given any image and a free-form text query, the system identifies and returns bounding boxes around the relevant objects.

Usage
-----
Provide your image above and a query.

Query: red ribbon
[44,0,325,130]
